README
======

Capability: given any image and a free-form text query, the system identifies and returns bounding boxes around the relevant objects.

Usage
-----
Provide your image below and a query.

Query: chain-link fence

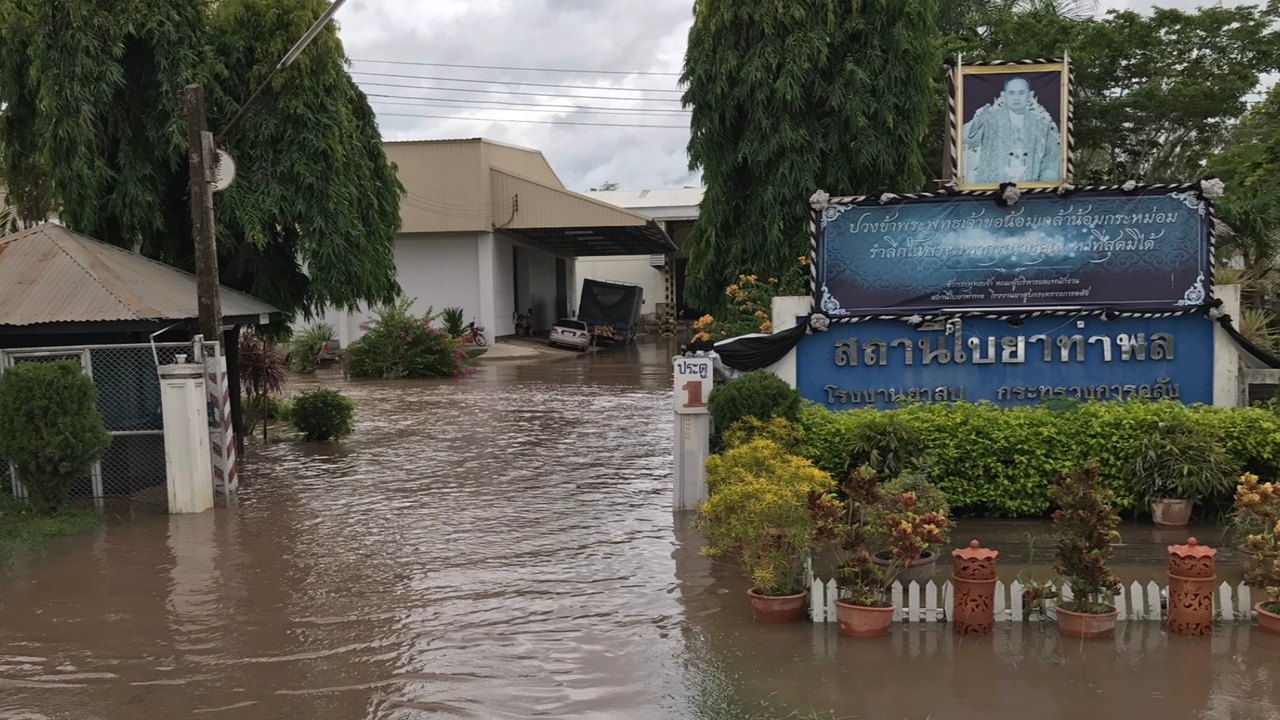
[0,341,221,509]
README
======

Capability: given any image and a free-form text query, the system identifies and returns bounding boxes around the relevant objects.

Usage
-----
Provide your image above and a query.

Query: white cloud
[336,0,697,192]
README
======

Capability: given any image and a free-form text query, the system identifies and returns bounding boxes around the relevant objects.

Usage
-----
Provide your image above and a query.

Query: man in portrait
[963,76,1062,185]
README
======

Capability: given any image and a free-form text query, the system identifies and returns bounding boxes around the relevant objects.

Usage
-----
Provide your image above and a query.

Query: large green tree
[954,4,1280,184]
[0,0,402,321]
[681,0,941,310]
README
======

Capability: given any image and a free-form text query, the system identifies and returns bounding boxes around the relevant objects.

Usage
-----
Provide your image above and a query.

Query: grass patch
[0,496,103,552]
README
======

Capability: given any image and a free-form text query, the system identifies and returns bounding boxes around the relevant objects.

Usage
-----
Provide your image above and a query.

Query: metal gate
[0,340,223,508]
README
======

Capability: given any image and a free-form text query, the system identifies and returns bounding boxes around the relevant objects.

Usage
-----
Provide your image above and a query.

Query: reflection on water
[1,339,1278,720]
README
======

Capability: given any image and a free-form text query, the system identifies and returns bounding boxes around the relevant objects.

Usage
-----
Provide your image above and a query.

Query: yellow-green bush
[798,401,1280,517]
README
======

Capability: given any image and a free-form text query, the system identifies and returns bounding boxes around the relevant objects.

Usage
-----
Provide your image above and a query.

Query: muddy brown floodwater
[2,340,1279,720]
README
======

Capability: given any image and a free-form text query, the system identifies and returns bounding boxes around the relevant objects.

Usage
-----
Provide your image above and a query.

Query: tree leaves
[681,0,940,310]
[0,0,402,322]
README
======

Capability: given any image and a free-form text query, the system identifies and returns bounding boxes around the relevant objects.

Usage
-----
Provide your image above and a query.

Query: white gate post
[673,356,713,511]
[159,355,215,514]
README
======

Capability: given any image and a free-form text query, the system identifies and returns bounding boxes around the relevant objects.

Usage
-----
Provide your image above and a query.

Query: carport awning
[491,169,678,256]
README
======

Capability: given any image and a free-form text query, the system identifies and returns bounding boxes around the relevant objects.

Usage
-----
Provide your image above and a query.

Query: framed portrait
[950,59,1071,191]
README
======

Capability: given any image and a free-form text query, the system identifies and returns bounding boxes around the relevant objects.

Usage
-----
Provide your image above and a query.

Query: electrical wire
[366,93,690,116]
[351,57,682,77]
[372,109,689,129]
[351,70,683,94]
[357,79,684,104]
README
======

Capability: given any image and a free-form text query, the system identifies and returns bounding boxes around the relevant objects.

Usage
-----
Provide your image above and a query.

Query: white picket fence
[806,576,1258,624]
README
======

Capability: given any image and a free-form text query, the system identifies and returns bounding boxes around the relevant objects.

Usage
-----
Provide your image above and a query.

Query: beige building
[580,188,704,322]
[321,138,675,345]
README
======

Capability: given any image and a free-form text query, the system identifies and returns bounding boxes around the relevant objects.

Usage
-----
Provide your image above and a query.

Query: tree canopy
[0,0,402,321]
[681,0,942,310]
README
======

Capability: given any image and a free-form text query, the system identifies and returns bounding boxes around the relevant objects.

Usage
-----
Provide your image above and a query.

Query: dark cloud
[337,0,697,191]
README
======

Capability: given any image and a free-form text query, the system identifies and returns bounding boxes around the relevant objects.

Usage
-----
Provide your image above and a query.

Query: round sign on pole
[212,148,237,193]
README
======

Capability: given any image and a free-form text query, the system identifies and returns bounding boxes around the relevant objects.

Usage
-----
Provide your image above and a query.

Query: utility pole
[186,84,222,342]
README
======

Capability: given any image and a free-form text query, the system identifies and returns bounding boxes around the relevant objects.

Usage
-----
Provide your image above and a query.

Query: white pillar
[673,355,714,512]
[159,356,214,514]
[1214,284,1243,407]
[767,295,810,388]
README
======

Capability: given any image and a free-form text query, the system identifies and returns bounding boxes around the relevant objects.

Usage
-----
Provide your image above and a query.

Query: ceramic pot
[1239,545,1256,574]
[1255,602,1280,635]
[746,588,808,623]
[872,550,938,584]
[833,600,896,638]
[1056,604,1120,639]
[1150,499,1193,527]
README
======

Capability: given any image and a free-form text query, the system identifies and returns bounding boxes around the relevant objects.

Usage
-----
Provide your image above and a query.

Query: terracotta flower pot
[1150,499,1193,527]
[1255,602,1280,635]
[833,600,896,638]
[872,550,938,584]
[1056,604,1120,639]
[746,588,808,623]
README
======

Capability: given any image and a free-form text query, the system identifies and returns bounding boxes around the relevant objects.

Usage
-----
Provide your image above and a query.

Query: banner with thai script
[815,189,1211,316]
[796,314,1213,409]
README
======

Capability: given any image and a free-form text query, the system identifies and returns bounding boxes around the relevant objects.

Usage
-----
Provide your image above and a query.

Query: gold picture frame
[950,58,1072,191]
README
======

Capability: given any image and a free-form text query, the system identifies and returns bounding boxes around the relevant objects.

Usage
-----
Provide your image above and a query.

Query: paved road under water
[1,340,1278,719]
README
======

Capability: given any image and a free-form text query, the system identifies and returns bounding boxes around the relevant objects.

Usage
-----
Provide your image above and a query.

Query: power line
[351,70,684,94]
[352,57,682,77]
[368,94,690,117]
[357,79,685,104]
[373,110,689,129]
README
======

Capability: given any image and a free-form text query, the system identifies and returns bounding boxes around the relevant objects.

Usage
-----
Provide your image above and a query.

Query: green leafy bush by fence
[344,299,473,379]
[291,388,357,442]
[0,361,111,513]
[798,400,1280,517]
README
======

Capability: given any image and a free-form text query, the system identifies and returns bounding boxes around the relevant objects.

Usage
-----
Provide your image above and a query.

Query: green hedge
[797,400,1280,517]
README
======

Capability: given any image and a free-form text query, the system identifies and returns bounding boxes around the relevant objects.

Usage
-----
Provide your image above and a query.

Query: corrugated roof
[587,188,705,211]
[0,223,278,327]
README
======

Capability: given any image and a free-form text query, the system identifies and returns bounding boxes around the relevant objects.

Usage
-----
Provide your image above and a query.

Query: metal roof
[0,223,279,327]
[587,188,705,212]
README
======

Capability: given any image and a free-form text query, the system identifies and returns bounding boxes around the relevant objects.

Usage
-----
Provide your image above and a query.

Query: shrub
[863,471,952,551]
[441,307,466,337]
[290,388,356,442]
[690,260,809,343]
[288,324,336,374]
[1234,473,1280,611]
[239,332,287,437]
[846,412,924,479]
[1051,463,1122,613]
[344,298,473,379]
[1130,414,1239,506]
[697,438,842,596]
[707,371,802,435]
[797,400,1280,517]
[721,416,804,453]
[0,361,111,513]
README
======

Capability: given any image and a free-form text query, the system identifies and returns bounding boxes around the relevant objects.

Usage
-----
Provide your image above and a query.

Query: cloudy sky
[333,0,1253,195]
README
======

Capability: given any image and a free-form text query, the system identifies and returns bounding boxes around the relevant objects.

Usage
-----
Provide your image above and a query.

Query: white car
[549,318,591,351]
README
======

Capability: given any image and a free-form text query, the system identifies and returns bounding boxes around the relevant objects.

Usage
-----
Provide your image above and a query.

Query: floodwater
[1,340,1278,720]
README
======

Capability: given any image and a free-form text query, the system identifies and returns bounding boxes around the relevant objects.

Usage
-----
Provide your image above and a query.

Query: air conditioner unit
[648,254,666,268]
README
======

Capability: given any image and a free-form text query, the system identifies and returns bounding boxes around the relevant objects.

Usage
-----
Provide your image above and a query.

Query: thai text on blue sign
[796,315,1213,409]
[814,189,1211,316]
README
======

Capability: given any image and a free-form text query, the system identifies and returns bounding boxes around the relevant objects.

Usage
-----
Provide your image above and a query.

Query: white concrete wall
[767,296,810,388]
[1215,284,1243,407]
[575,256,663,319]
[490,233,515,337]
[323,232,484,346]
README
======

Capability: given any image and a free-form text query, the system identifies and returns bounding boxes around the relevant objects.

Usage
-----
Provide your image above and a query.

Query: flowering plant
[344,298,474,379]
[690,258,809,343]
[1233,473,1280,610]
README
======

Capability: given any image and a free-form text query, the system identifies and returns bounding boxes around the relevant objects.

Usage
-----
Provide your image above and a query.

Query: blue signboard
[815,189,1212,316]
[796,314,1213,409]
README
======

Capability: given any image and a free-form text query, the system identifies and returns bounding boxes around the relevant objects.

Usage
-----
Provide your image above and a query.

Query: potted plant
[1130,417,1237,526]
[695,436,844,623]
[1227,471,1277,573]
[865,470,952,583]
[832,466,949,637]
[1233,473,1280,634]
[1050,463,1123,639]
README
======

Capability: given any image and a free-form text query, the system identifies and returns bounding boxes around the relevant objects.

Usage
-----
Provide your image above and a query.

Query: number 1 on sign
[682,380,706,408]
